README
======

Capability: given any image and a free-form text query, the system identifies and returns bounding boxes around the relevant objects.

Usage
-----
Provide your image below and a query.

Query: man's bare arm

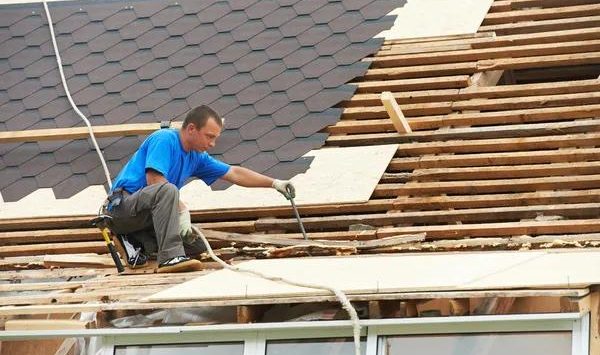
[146,169,186,210]
[146,169,167,185]
[221,166,274,188]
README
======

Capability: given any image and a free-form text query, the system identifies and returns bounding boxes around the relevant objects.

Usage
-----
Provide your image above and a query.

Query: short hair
[182,105,222,129]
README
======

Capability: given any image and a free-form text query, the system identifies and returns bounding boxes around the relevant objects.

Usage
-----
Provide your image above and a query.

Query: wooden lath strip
[371,39,600,67]
[392,133,600,156]
[355,75,471,93]
[377,219,600,239]
[482,3,600,26]
[373,174,600,197]
[345,79,600,106]
[393,189,600,211]
[254,203,600,232]
[0,122,182,144]
[330,104,600,134]
[378,27,600,56]
[480,15,600,35]
[409,161,600,181]
[389,147,600,169]
[0,241,106,257]
[326,119,600,146]
[0,288,586,316]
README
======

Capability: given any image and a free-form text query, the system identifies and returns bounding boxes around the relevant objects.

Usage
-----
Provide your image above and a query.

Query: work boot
[157,255,203,273]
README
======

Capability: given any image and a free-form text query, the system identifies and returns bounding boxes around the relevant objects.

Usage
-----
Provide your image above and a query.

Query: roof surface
[0,0,399,201]
[1,0,600,321]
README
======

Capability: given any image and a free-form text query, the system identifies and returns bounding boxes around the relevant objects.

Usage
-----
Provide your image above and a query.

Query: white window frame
[0,312,588,355]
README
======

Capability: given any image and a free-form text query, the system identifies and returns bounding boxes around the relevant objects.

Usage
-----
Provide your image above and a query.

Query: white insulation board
[0,144,398,219]
[378,0,494,40]
[146,249,600,302]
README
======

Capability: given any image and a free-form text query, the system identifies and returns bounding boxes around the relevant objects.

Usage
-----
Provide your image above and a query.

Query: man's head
[180,105,223,152]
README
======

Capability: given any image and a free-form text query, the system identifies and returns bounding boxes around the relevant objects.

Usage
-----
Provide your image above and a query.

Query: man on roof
[103,105,295,273]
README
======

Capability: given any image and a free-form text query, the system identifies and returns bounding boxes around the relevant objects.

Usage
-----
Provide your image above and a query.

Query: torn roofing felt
[0,0,401,202]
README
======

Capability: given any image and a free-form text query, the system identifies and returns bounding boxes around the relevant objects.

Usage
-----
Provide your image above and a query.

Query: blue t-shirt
[111,129,230,193]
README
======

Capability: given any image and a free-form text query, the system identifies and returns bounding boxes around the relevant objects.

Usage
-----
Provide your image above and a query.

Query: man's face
[190,117,221,151]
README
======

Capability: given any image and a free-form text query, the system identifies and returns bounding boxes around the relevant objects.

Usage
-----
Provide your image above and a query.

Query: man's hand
[178,206,193,240]
[272,179,295,199]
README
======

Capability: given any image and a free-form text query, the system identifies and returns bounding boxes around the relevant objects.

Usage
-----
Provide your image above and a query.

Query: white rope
[42,1,112,189]
[194,228,362,355]
[43,1,360,352]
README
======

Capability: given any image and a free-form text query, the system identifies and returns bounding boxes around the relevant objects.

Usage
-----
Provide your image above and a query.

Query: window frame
[92,312,588,355]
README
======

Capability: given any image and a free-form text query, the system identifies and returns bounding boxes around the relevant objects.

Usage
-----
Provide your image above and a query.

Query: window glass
[114,342,244,355]
[266,337,366,355]
[381,332,571,355]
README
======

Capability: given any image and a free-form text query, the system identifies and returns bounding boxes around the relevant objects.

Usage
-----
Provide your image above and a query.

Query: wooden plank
[381,27,600,55]
[202,229,425,248]
[0,287,165,306]
[393,189,600,211]
[377,219,600,239]
[476,51,600,71]
[0,122,182,143]
[0,216,92,232]
[341,102,453,120]
[458,79,600,99]
[193,199,394,221]
[393,133,600,156]
[326,119,600,147]
[0,241,106,257]
[343,91,459,108]
[373,174,600,197]
[410,161,600,181]
[43,254,116,269]
[330,104,600,134]
[371,233,600,253]
[0,289,587,316]
[344,80,600,107]
[506,0,600,10]
[482,3,600,26]
[479,15,600,35]
[381,91,412,133]
[355,75,471,94]
[4,319,87,331]
[254,203,600,231]
[362,63,476,81]
[453,91,600,111]
[0,268,114,281]
[0,228,100,245]
[371,39,600,67]
[389,148,600,170]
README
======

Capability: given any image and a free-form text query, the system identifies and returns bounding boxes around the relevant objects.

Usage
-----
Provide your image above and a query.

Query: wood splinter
[381,91,412,134]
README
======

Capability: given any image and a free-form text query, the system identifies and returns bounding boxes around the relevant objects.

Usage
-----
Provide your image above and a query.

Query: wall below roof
[378,0,494,40]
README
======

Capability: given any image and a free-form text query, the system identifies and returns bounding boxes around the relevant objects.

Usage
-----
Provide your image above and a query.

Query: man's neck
[179,130,192,152]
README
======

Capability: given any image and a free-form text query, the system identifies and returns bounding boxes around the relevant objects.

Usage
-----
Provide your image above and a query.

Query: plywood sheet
[378,0,494,40]
[0,145,397,219]
[181,144,398,210]
[146,249,600,302]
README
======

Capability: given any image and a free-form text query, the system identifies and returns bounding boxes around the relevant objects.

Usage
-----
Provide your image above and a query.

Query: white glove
[272,179,295,199]
[178,207,193,239]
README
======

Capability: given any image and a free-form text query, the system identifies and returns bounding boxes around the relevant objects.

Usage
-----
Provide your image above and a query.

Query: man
[103,105,295,273]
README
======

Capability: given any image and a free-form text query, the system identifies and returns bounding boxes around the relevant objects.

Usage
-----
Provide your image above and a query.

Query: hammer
[90,215,125,273]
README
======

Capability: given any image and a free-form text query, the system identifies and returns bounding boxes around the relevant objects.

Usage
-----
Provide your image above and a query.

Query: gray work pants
[105,183,206,264]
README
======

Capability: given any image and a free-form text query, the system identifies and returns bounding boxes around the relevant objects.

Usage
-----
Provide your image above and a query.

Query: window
[266,337,366,355]
[114,341,244,355]
[380,332,571,355]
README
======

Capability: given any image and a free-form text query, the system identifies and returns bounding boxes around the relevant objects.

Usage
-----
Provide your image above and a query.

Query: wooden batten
[380,91,412,134]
